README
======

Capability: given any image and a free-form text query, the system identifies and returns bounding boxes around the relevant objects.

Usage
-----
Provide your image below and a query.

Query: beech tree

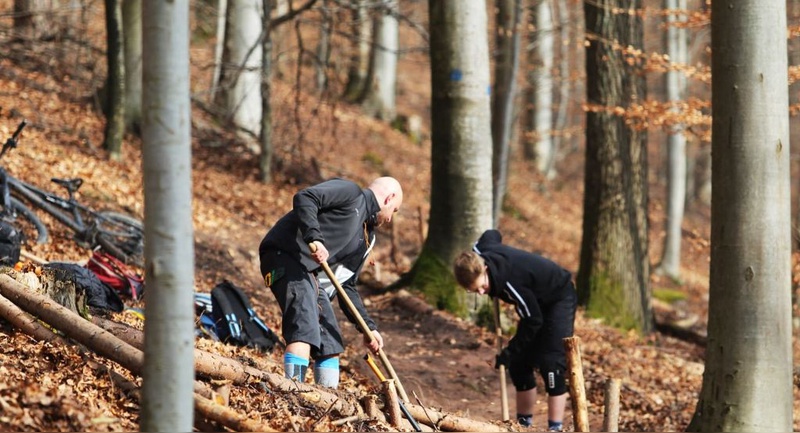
[523,0,555,179]
[362,0,399,121]
[690,0,793,430]
[578,0,652,333]
[490,0,522,227]
[122,0,142,133]
[102,0,125,160]
[140,0,196,430]
[404,0,493,314]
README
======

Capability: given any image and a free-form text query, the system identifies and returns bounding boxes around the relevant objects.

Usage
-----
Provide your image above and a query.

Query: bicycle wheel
[9,196,48,244]
[95,211,144,268]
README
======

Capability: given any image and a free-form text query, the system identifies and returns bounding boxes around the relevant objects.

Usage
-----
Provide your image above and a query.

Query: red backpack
[86,250,145,301]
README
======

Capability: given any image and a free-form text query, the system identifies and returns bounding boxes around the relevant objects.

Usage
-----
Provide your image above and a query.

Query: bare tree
[578,0,652,333]
[343,0,372,102]
[491,0,522,227]
[655,0,687,280]
[140,0,196,430]
[103,0,125,160]
[362,0,399,121]
[523,0,555,179]
[123,0,142,133]
[400,0,493,315]
[689,0,793,430]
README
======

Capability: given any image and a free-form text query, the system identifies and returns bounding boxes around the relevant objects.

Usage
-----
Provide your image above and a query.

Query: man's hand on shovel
[364,330,384,353]
[309,240,329,263]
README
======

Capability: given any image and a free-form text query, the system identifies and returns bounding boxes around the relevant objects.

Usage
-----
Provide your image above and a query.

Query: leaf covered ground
[1,1,800,432]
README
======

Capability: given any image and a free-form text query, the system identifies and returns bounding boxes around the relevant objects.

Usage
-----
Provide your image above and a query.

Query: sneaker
[517,414,533,427]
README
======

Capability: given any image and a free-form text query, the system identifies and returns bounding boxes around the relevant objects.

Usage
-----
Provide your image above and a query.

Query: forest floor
[1,1,800,432]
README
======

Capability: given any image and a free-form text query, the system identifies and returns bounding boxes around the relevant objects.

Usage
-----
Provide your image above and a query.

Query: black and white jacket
[474,229,573,357]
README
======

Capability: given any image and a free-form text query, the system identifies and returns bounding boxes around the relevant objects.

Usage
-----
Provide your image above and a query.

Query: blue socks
[284,353,309,382]
[314,356,340,389]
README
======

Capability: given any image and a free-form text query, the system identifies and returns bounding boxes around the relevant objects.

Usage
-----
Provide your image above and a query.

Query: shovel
[494,297,510,421]
[309,243,411,402]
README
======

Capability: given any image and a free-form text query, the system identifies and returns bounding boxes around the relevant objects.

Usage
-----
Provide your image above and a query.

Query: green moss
[474,301,495,330]
[409,250,468,318]
[584,271,641,332]
[653,287,686,304]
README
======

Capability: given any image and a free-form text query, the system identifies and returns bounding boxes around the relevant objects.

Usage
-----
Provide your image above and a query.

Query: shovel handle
[494,297,510,421]
[309,242,410,402]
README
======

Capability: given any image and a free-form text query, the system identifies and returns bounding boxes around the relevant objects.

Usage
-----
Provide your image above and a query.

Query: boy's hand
[495,347,512,369]
[364,330,384,354]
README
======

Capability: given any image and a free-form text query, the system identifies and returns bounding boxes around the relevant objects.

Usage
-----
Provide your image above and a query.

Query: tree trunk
[550,0,571,174]
[103,0,125,161]
[13,0,52,40]
[363,0,398,121]
[122,0,142,133]
[218,0,264,137]
[578,0,652,334]
[210,0,228,102]
[656,0,687,280]
[259,0,274,183]
[315,0,332,93]
[141,0,196,428]
[490,0,522,227]
[693,0,793,430]
[524,0,555,180]
[412,0,493,317]
[343,0,372,102]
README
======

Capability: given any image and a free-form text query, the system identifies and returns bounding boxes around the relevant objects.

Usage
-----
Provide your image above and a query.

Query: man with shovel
[258,176,403,389]
[453,229,577,432]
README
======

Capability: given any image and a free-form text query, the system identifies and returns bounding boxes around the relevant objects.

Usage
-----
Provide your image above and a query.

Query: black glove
[494,348,512,370]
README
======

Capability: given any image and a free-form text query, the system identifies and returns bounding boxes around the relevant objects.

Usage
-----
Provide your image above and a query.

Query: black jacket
[259,178,380,331]
[473,229,573,357]
[259,178,380,271]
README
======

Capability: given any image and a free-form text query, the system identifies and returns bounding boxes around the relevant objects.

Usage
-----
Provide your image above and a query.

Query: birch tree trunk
[524,0,554,180]
[218,0,263,137]
[490,0,522,227]
[140,0,196,429]
[343,0,371,102]
[123,0,142,133]
[655,0,687,280]
[103,0,125,160]
[411,0,493,316]
[578,0,651,333]
[363,0,399,121]
[691,0,793,430]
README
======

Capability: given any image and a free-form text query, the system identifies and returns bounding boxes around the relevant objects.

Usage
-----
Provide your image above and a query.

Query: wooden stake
[603,378,621,432]
[564,336,590,432]
[383,379,403,429]
[493,298,509,421]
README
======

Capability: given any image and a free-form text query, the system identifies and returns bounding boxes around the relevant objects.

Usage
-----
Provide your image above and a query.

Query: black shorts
[260,249,344,358]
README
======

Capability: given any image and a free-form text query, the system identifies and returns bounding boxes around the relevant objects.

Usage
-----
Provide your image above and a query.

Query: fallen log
[0,291,65,344]
[402,402,507,432]
[94,315,362,417]
[0,274,144,374]
[195,393,277,432]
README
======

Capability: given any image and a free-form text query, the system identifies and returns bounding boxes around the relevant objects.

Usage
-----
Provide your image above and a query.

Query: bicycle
[2,120,145,267]
[0,120,49,245]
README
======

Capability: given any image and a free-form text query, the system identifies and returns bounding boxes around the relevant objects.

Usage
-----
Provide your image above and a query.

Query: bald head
[368,176,403,226]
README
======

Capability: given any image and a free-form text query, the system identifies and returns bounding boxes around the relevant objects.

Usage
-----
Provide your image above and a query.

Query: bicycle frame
[9,177,88,235]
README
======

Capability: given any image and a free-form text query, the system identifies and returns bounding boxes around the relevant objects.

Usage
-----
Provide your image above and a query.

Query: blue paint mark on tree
[450,69,463,81]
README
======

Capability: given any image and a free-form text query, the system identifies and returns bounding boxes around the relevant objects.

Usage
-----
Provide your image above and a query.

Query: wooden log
[362,394,384,421]
[393,289,434,315]
[0,274,145,374]
[402,402,508,432]
[564,336,590,432]
[195,393,277,432]
[383,379,403,429]
[93,315,362,417]
[0,291,65,344]
[603,378,621,432]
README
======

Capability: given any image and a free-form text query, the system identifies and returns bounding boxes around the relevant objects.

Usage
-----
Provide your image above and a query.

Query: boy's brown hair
[452,251,485,288]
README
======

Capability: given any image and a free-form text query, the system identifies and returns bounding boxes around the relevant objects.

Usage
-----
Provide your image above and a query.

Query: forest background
[0,0,799,432]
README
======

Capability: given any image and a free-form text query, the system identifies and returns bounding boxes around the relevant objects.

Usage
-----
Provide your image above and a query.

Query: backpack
[0,220,21,265]
[86,249,144,300]
[210,280,281,352]
[44,262,124,312]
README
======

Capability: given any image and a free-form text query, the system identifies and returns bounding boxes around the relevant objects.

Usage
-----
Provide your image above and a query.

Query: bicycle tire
[9,196,48,244]
[95,211,144,268]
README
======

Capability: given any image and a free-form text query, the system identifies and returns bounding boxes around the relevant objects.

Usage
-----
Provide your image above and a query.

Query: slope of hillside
[1,2,800,432]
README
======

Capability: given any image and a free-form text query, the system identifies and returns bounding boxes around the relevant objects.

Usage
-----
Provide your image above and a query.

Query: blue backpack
[210,280,282,353]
